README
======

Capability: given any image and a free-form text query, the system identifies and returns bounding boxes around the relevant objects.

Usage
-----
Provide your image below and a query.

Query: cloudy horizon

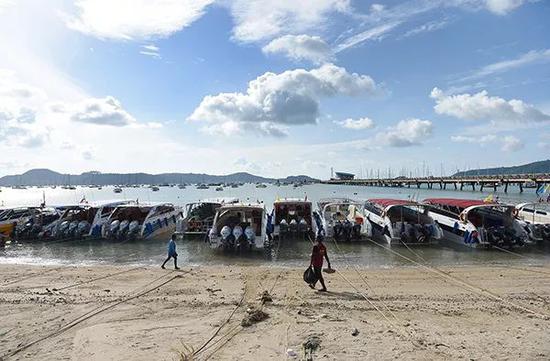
[1,0,549,179]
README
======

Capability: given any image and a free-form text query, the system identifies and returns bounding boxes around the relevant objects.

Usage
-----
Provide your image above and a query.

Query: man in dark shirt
[309,235,331,292]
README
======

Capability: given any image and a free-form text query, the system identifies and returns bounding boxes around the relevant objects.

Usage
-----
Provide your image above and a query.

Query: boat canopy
[423,198,495,209]
[368,199,417,209]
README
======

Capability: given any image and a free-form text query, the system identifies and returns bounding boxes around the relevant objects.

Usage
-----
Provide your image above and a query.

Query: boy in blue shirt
[161,234,180,269]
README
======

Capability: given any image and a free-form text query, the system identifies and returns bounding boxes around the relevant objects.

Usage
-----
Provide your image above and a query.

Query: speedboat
[255,183,267,188]
[207,203,271,251]
[272,198,317,239]
[103,202,183,241]
[196,184,209,189]
[423,198,529,248]
[45,201,134,240]
[178,198,238,235]
[363,199,443,245]
[316,198,371,241]
[114,187,123,193]
[515,203,550,242]
[0,207,43,238]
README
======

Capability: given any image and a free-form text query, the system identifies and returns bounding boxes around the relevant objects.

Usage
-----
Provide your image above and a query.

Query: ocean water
[1,183,549,268]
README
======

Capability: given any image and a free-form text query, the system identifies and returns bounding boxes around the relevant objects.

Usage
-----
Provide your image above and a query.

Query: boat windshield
[186,203,220,220]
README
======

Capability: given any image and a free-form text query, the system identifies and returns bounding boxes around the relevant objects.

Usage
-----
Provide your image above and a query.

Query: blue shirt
[168,240,176,256]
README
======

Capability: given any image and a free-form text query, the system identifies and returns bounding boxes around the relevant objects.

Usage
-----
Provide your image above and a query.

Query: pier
[321,174,550,193]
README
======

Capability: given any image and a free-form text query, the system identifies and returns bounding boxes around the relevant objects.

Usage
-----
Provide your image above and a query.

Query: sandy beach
[0,263,549,360]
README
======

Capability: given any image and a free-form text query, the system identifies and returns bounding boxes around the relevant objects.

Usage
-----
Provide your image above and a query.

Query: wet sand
[0,264,549,360]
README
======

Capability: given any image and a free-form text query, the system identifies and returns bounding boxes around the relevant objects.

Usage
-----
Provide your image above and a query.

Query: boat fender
[459,212,467,222]
[511,208,519,217]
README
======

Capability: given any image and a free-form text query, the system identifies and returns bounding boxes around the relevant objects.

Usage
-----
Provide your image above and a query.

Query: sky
[0,0,549,179]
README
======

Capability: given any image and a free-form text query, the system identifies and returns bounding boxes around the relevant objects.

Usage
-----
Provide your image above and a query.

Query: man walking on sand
[161,234,180,270]
[309,235,331,292]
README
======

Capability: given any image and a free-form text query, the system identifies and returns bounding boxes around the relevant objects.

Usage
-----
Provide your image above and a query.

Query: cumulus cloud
[227,0,350,43]
[336,117,374,130]
[188,63,377,136]
[262,35,332,64]
[70,96,136,126]
[65,0,214,40]
[451,133,524,152]
[375,118,433,147]
[501,135,524,151]
[430,87,550,124]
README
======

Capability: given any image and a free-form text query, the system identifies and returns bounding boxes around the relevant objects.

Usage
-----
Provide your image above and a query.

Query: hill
[453,159,550,177]
[0,169,318,186]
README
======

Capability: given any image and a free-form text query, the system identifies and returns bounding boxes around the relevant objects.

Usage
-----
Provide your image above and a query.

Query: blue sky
[0,0,549,178]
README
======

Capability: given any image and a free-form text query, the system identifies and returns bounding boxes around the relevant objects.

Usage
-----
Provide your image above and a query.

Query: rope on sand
[2,269,184,359]
[1,266,66,287]
[53,266,144,291]
[365,238,550,320]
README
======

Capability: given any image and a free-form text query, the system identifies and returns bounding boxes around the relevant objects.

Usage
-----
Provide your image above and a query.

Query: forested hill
[453,160,550,177]
[0,169,318,186]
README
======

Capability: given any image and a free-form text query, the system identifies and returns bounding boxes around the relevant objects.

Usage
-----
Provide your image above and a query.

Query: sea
[1,183,549,268]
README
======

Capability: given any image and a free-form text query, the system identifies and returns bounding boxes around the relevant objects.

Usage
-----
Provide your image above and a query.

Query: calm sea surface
[1,183,549,268]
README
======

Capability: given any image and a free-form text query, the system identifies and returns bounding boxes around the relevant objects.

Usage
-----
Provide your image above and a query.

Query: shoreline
[1,263,549,360]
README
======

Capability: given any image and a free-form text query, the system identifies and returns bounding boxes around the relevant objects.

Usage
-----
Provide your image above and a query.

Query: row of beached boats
[176,197,550,251]
[1,197,549,252]
[0,201,182,243]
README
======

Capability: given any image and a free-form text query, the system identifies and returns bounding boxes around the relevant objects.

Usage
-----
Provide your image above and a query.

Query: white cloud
[334,22,401,53]
[460,49,550,81]
[69,96,136,126]
[227,0,350,43]
[370,4,385,12]
[336,117,374,130]
[140,44,161,59]
[64,0,214,40]
[188,63,377,136]
[374,118,433,147]
[430,87,550,124]
[451,134,497,143]
[262,35,332,64]
[484,0,526,15]
[500,135,524,151]
[451,133,524,152]
[401,19,450,38]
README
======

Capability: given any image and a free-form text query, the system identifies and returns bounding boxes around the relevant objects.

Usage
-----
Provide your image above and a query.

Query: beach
[1,264,549,360]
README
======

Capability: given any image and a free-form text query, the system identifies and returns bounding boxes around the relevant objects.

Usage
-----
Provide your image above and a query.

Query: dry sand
[0,263,549,360]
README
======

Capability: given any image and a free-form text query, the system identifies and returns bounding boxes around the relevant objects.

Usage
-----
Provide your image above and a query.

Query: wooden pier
[321,174,550,193]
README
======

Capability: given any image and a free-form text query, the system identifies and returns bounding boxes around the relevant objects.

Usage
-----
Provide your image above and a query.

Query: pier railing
[321,174,550,193]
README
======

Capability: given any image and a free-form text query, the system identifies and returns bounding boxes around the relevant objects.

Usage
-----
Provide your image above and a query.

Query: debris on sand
[351,328,359,336]
[260,290,272,304]
[302,334,322,361]
[241,307,269,327]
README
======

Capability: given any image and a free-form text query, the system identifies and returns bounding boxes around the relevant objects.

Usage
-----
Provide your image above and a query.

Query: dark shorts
[313,266,323,280]
[168,253,177,258]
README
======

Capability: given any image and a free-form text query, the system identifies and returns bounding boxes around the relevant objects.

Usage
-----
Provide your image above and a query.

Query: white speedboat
[207,203,270,251]
[103,202,183,241]
[46,201,134,240]
[423,198,529,248]
[515,203,550,242]
[178,198,239,235]
[363,199,443,245]
[272,198,317,239]
[316,198,371,241]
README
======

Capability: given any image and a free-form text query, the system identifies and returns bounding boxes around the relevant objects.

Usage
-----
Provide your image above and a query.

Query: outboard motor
[76,221,90,238]
[118,220,130,239]
[342,219,353,241]
[220,225,234,248]
[298,218,308,234]
[244,226,255,248]
[333,221,343,240]
[128,220,141,239]
[109,220,121,239]
[57,220,70,238]
[67,221,79,237]
[279,219,289,235]
[289,219,298,233]
[233,225,243,242]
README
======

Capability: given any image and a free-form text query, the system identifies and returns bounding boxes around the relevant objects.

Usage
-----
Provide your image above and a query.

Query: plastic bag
[303,266,317,284]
